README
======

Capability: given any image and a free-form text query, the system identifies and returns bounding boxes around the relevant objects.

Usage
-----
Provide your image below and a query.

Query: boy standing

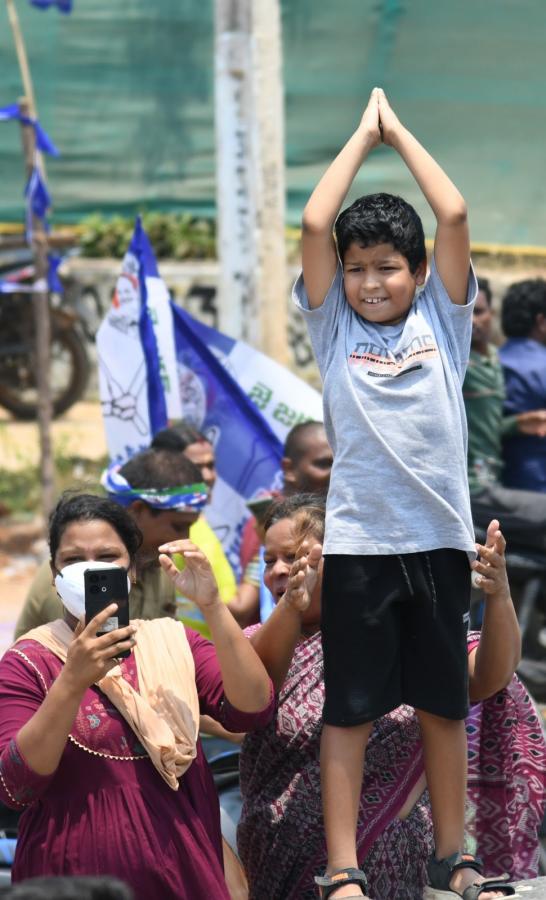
[294,89,512,899]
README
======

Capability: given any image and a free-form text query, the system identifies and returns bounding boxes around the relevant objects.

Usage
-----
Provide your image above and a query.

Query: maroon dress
[0,629,274,899]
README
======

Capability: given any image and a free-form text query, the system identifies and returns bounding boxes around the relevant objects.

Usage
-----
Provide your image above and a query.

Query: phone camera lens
[90,574,99,583]
[101,586,107,592]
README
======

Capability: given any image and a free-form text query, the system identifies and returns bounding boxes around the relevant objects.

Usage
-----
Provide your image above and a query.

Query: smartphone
[84,566,131,659]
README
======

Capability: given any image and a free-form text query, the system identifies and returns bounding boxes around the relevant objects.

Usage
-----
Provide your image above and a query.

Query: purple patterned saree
[238,630,545,900]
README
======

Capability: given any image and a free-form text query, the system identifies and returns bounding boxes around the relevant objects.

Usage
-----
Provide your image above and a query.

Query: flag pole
[6,0,55,519]
[5,0,46,178]
[19,99,55,521]
[6,0,37,115]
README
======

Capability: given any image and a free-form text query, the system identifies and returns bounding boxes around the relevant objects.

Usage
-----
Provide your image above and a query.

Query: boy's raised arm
[377,90,470,306]
[301,88,381,309]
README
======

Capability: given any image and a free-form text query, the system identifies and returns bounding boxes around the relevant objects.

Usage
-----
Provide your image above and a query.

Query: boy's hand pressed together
[377,88,404,146]
[358,86,382,148]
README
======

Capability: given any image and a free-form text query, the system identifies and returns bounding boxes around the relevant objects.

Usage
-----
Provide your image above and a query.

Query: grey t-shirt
[293,257,477,556]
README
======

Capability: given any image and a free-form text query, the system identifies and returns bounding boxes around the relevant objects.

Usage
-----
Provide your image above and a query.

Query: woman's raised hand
[284,540,323,613]
[158,540,220,609]
[472,519,510,601]
[63,605,137,693]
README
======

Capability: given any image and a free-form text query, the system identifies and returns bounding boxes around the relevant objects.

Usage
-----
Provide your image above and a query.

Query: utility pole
[214,0,288,364]
[7,0,55,520]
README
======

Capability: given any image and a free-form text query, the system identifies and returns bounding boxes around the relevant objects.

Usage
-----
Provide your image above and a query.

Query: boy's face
[342,242,426,325]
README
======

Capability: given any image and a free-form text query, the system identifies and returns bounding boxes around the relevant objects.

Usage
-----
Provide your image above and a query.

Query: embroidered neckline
[68,733,148,761]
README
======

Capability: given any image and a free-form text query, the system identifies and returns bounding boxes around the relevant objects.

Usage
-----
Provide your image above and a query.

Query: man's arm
[515,409,546,438]
[377,90,470,306]
[301,88,381,309]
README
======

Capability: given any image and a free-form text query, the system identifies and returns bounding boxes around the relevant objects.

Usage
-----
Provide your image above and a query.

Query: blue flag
[25,166,51,242]
[170,303,283,498]
[0,104,60,156]
[29,0,73,12]
[121,218,283,497]
[128,217,168,436]
[47,254,64,293]
[98,219,320,571]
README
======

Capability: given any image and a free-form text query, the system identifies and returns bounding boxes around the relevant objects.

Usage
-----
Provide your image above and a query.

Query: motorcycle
[0,248,90,420]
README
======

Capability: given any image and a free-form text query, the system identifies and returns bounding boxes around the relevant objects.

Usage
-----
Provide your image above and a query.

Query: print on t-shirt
[349,332,439,378]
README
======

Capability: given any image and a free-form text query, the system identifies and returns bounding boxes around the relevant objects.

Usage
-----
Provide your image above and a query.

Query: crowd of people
[1,87,546,900]
[465,276,546,551]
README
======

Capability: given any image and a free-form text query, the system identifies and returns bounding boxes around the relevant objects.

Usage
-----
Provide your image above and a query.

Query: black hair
[1,876,133,899]
[49,493,142,564]
[283,421,325,464]
[501,278,546,338]
[151,422,207,453]
[263,492,326,535]
[334,192,426,273]
[119,449,204,519]
[119,449,202,490]
[477,276,492,306]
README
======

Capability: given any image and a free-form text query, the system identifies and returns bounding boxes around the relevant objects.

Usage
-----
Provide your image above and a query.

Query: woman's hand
[158,540,220,609]
[469,519,521,700]
[283,540,322,614]
[61,605,137,694]
[472,519,510,601]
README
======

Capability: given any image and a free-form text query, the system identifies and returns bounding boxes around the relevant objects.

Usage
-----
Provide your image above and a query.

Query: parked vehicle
[0,249,90,420]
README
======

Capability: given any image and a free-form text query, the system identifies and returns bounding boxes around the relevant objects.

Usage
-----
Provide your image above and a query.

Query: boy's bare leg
[418,710,505,899]
[321,721,374,898]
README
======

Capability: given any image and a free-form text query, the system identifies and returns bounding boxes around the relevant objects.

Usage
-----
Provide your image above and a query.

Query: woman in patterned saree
[237,494,546,900]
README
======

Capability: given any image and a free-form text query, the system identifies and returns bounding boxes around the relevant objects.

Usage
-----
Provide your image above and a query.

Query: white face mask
[54,560,131,621]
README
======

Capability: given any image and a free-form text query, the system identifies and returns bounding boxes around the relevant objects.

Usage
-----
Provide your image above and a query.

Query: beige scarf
[20,617,200,790]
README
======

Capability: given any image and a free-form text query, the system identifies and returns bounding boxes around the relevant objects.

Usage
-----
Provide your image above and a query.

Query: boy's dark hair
[334,192,426,272]
[501,278,546,338]
[283,421,325,463]
[151,422,207,453]
[49,493,142,563]
[477,276,492,306]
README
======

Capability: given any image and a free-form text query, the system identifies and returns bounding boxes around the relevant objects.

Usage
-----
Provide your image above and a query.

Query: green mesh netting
[1,0,545,245]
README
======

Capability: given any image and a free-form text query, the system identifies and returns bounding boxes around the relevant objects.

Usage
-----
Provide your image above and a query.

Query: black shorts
[321,549,471,726]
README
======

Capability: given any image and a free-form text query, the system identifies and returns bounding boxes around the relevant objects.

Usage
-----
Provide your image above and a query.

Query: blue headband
[101,464,209,514]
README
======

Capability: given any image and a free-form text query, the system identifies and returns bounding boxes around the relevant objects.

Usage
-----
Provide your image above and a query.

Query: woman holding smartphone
[0,492,273,900]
